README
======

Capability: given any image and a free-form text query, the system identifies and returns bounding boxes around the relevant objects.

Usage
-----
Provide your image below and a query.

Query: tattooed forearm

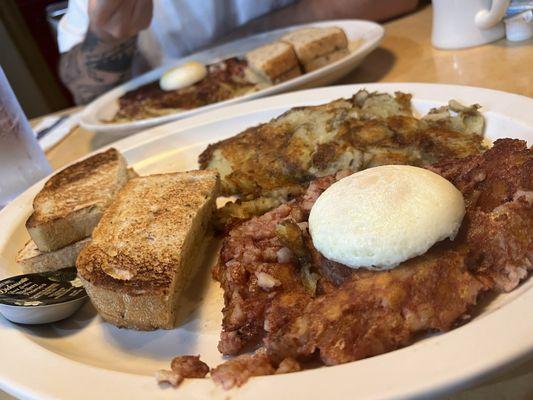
[59,30,137,104]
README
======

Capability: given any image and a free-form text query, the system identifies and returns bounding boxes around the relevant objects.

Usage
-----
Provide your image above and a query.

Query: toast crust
[76,171,220,330]
[26,148,128,251]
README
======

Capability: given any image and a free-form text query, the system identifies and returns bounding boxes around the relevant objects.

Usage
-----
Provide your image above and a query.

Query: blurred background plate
[79,20,384,135]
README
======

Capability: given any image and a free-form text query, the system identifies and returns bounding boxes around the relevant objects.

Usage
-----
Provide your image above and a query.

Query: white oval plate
[1,84,532,400]
[80,20,384,135]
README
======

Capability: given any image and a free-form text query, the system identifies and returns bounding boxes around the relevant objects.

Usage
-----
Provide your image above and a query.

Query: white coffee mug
[432,0,510,49]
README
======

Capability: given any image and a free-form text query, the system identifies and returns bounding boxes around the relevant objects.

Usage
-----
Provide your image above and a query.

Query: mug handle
[475,0,510,29]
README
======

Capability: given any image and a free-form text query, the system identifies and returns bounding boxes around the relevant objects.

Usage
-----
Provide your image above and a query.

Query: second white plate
[80,20,384,135]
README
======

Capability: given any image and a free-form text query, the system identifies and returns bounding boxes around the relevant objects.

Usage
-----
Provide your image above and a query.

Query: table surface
[3,4,532,400]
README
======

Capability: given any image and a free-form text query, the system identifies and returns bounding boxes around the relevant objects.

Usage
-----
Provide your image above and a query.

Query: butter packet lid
[0,267,86,307]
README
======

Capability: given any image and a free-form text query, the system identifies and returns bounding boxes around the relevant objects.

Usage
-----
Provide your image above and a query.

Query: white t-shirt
[58,0,296,69]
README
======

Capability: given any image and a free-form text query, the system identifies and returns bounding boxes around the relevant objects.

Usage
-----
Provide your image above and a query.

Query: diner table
[2,4,532,400]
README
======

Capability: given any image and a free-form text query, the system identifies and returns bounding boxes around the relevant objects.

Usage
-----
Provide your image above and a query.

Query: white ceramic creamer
[432,0,510,49]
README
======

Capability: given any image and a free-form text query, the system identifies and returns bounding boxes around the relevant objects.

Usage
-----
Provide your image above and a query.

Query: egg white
[309,165,465,270]
[159,61,207,91]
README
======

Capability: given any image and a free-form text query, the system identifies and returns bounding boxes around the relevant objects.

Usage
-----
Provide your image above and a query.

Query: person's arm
[59,0,152,104]
[224,0,419,41]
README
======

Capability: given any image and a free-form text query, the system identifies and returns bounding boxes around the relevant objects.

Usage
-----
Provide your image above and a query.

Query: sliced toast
[17,238,91,274]
[274,66,302,83]
[280,27,348,64]
[246,42,301,83]
[26,148,128,252]
[76,170,220,330]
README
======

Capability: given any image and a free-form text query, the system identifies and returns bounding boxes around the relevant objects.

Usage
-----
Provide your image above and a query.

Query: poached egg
[159,61,207,91]
[309,165,465,270]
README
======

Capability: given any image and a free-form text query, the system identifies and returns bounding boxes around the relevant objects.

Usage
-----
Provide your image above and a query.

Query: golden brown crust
[432,139,533,292]
[77,171,219,295]
[213,139,532,366]
[27,149,126,226]
[26,148,128,252]
[199,91,486,199]
[214,176,484,361]
[77,171,219,330]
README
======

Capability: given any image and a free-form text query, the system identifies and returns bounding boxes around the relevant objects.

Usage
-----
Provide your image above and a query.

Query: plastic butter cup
[0,267,88,324]
[0,298,87,325]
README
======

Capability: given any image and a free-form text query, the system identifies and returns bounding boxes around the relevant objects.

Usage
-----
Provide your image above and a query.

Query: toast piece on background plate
[280,26,348,64]
[77,171,220,330]
[17,238,91,274]
[303,48,350,72]
[274,66,302,82]
[246,42,302,83]
[26,148,128,252]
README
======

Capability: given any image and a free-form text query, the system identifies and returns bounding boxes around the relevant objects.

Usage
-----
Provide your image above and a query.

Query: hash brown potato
[200,90,486,226]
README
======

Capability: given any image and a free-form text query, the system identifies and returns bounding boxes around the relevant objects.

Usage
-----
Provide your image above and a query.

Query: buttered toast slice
[76,171,220,330]
[26,148,128,252]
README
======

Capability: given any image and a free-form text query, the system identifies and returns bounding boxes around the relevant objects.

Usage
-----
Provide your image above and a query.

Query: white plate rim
[1,83,532,400]
[79,19,384,134]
